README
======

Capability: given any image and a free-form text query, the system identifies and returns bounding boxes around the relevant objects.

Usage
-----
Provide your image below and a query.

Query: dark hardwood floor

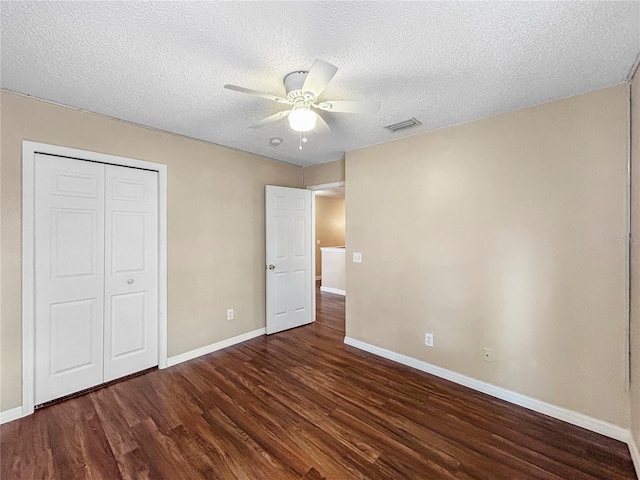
[315,279,345,334]
[1,286,636,479]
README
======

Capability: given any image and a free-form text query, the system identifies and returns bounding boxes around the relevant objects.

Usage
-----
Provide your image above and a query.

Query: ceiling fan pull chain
[299,131,303,150]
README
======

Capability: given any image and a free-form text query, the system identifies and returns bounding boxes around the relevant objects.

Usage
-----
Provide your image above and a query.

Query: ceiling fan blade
[224,84,290,104]
[313,113,331,135]
[314,99,380,114]
[302,59,338,97]
[248,110,290,129]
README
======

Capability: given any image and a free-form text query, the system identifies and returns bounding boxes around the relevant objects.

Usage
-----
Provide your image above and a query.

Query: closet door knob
[127,278,134,284]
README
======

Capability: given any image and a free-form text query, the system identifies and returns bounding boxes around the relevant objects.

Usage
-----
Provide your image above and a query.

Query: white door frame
[22,141,168,417]
[305,181,345,192]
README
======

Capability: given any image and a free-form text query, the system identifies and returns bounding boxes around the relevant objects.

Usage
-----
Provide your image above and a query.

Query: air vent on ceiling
[384,117,422,132]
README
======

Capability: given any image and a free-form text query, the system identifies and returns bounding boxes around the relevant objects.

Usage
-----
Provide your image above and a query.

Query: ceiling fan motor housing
[284,71,314,103]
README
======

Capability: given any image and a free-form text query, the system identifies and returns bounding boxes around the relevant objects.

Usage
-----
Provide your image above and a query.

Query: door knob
[268,264,275,270]
[127,278,134,284]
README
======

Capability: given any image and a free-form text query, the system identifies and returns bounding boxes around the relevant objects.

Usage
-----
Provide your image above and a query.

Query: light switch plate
[353,252,363,263]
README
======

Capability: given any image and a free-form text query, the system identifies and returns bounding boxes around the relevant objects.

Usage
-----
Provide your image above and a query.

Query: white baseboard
[629,434,640,479]
[0,406,26,425]
[343,336,630,443]
[167,328,265,367]
[316,276,322,281]
[320,286,346,296]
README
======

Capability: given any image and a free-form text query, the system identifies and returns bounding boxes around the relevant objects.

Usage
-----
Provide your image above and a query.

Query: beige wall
[345,85,630,427]
[315,196,345,276]
[303,158,344,187]
[0,91,302,411]
[630,66,640,457]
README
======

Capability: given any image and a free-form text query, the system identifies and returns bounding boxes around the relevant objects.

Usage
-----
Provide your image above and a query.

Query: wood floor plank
[45,395,122,479]
[1,286,636,479]
[0,410,54,479]
[91,388,140,457]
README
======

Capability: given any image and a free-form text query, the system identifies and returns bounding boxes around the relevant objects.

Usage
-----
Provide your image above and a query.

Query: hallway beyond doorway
[315,279,345,334]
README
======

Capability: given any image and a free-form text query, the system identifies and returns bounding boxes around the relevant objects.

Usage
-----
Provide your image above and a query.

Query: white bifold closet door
[34,154,158,405]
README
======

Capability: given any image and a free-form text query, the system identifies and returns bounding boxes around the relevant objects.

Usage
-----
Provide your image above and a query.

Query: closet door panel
[104,165,159,381]
[34,154,105,404]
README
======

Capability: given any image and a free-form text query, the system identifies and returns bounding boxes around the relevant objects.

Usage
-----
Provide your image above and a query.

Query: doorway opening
[311,185,345,335]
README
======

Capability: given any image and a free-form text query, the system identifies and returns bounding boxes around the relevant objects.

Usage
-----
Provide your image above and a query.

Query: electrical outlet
[353,252,363,263]
[483,347,492,363]
[425,333,434,347]
[227,308,234,321]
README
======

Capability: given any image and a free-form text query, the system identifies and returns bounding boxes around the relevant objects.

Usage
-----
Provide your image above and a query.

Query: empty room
[1,1,640,478]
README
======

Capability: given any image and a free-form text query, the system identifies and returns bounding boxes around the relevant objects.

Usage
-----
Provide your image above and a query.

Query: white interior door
[34,154,159,404]
[265,185,314,334]
[34,154,106,404]
[104,165,158,381]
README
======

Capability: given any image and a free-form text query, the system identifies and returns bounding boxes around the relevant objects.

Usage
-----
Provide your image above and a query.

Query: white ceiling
[1,1,639,167]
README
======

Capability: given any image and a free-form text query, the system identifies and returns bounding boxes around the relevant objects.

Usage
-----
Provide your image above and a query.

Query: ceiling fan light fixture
[224,59,377,135]
[288,107,317,132]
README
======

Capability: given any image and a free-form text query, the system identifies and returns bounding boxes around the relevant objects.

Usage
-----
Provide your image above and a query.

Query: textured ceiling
[1,1,639,167]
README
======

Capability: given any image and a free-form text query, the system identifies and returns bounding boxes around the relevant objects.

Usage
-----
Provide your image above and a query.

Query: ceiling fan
[224,59,380,134]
